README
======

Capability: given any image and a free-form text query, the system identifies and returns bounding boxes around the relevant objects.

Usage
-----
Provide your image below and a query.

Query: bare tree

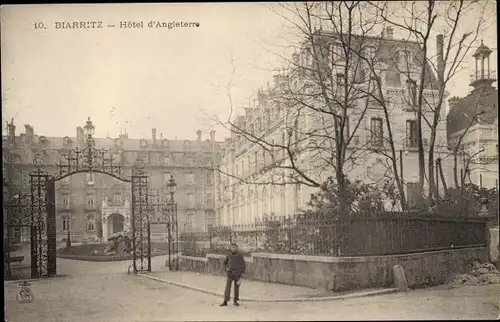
[211,2,389,213]
[377,0,491,202]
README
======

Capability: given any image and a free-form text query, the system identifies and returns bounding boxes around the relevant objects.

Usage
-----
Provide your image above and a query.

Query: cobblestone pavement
[5,258,500,321]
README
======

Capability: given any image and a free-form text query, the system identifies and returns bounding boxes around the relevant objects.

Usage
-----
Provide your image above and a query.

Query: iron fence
[180,210,489,258]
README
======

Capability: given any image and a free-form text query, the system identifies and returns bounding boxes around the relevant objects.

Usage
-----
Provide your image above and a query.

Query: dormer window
[39,136,47,144]
[184,140,191,149]
[63,137,72,145]
[115,138,122,148]
[162,139,169,148]
[331,42,343,61]
[398,50,412,66]
[140,139,148,148]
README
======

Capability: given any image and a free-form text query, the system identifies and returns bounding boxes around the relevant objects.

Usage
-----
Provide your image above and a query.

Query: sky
[1,2,497,141]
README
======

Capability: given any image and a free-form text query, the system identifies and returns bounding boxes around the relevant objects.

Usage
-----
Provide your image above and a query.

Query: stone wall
[177,247,487,291]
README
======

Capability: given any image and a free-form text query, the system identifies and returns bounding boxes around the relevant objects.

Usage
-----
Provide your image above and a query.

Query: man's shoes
[220,301,228,307]
[233,301,240,306]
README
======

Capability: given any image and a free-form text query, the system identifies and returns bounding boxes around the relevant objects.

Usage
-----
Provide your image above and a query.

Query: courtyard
[4,257,499,321]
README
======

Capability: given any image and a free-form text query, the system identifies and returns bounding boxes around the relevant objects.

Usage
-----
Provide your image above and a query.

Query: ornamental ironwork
[4,117,155,279]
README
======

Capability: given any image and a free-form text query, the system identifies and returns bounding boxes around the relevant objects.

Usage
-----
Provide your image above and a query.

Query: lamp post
[83,117,95,185]
[166,174,178,270]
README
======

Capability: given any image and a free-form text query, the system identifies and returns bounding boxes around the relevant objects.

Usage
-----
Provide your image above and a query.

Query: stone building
[216,28,452,226]
[3,118,222,243]
[447,41,498,189]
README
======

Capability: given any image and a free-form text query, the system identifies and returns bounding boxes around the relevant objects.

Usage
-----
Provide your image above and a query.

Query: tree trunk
[437,159,448,195]
[453,150,460,188]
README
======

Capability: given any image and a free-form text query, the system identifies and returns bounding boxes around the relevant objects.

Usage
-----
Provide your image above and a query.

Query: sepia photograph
[2,2,499,321]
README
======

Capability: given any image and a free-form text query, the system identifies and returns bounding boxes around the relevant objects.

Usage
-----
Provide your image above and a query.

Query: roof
[10,134,222,153]
[312,30,438,89]
[447,85,498,139]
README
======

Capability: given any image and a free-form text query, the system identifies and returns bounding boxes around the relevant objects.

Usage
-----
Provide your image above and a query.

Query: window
[399,50,412,66]
[12,154,21,164]
[162,139,169,148]
[87,173,94,184]
[186,156,194,166]
[206,172,212,185]
[63,137,71,145]
[370,118,383,147]
[331,42,343,60]
[336,73,345,86]
[163,155,171,165]
[12,169,21,180]
[186,173,195,184]
[62,194,70,208]
[139,154,149,164]
[187,193,196,208]
[406,79,417,107]
[206,193,213,206]
[39,136,47,144]
[87,215,95,231]
[113,193,122,204]
[163,172,171,184]
[406,120,418,148]
[140,139,148,148]
[364,46,376,60]
[62,216,70,231]
[86,194,95,209]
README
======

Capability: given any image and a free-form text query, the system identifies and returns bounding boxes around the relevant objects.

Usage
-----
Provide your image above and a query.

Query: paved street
[4,257,500,321]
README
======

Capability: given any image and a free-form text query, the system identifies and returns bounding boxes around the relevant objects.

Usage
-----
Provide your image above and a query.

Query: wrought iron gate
[4,193,37,280]
[148,200,179,271]
[4,118,154,278]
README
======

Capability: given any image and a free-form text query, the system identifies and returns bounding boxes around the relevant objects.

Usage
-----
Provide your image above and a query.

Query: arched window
[63,136,72,145]
[140,139,148,148]
[39,136,47,144]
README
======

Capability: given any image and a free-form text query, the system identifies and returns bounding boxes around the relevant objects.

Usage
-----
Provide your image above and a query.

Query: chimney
[76,126,84,146]
[119,128,128,140]
[196,130,202,141]
[385,27,393,39]
[152,128,157,146]
[24,124,34,144]
[257,89,266,106]
[7,119,15,144]
[437,34,445,83]
[210,130,215,143]
[292,52,300,65]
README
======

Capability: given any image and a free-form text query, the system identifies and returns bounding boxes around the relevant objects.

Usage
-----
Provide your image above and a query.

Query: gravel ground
[4,258,499,321]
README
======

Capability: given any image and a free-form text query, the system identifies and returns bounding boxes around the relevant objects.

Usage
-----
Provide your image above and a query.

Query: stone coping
[57,251,169,262]
[179,246,486,264]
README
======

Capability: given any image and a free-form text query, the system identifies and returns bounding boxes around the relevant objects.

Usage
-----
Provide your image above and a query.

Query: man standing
[220,243,246,307]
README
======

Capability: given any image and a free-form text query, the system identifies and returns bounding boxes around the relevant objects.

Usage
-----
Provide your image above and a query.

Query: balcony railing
[470,69,496,84]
